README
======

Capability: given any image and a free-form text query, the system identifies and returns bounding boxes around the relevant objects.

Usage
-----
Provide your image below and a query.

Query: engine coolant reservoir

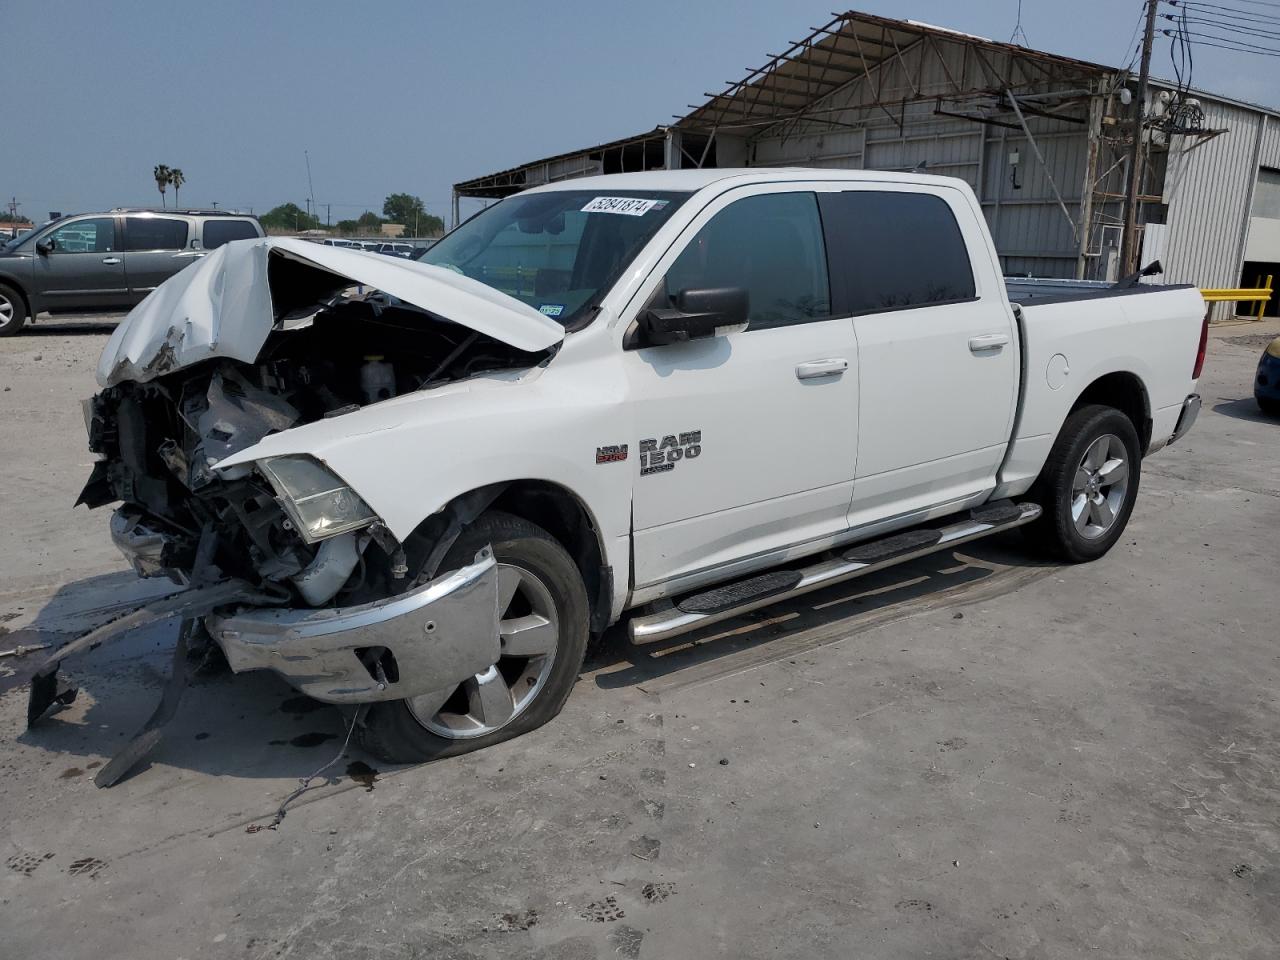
[360,355,396,404]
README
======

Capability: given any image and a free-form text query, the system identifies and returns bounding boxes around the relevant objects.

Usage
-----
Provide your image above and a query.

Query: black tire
[358,511,589,763]
[0,283,28,336]
[1022,404,1142,562]
[1257,395,1280,418]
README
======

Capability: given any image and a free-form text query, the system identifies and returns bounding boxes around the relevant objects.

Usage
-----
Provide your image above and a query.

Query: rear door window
[819,191,975,315]
[202,219,260,249]
[663,191,830,331]
[123,217,189,251]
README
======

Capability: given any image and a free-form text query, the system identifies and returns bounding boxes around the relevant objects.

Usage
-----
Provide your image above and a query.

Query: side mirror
[35,237,54,255]
[640,287,749,346]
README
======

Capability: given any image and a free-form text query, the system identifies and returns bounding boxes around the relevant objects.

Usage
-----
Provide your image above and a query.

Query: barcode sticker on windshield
[581,196,660,216]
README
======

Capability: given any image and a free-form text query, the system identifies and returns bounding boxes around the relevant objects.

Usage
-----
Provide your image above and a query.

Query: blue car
[1257,336,1280,416]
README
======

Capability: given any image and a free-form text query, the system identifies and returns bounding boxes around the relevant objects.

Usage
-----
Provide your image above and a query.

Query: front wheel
[1023,404,1142,562]
[0,284,28,336]
[358,511,589,763]
[1258,394,1280,418]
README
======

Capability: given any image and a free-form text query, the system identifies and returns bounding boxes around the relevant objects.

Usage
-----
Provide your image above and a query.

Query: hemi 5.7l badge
[640,430,702,476]
[595,444,629,464]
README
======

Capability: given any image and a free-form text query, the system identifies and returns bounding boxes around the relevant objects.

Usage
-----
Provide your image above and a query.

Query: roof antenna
[1010,0,1031,46]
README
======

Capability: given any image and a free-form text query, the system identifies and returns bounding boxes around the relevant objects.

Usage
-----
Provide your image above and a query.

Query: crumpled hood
[96,237,566,387]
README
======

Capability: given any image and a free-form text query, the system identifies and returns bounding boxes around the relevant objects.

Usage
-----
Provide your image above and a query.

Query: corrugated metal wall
[1258,115,1280,169]
[1162,101,1266,298]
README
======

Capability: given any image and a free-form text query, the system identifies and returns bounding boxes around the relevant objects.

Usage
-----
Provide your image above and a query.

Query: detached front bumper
[206,549,501,704]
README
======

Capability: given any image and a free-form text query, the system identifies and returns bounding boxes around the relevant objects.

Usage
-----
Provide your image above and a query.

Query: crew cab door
[623,186,859,593]
[819,186,1019,527]
[120,215,196,302]
[32,215,131,311]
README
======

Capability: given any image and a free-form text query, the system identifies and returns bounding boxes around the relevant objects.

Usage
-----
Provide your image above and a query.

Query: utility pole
[1119,0,1158,277]
[304,150,316,227]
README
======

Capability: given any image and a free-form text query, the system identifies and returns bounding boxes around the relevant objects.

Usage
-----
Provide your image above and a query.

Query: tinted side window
[202,219,259,249]
[819,191,975,315]
[123,217,189,251]
[47,217,115,253]
[665,192,829,331]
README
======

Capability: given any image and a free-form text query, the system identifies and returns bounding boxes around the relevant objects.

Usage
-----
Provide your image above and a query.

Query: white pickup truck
[52,169,1206,766]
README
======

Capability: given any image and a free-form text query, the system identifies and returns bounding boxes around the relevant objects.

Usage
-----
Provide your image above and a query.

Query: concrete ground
[1,313,1279,959]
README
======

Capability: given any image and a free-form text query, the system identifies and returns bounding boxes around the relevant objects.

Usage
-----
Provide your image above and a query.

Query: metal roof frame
[678,11,1118,139]
[452,8,1274,203]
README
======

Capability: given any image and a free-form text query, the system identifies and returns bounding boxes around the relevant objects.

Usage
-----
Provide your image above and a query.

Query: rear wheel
[1023,404,1141,562]
[0,284,28,336]
[358,511,589,763]
[1258,394,1280,418]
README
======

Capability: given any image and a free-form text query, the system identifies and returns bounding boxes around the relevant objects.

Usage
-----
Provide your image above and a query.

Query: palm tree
[169,168,185,209]
[153,164,171,209]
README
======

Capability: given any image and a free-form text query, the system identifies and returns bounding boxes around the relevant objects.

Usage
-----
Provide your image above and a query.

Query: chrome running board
[627,501,1042,645]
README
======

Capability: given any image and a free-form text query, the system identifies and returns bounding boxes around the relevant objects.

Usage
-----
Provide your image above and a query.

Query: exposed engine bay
[78,295,551,608]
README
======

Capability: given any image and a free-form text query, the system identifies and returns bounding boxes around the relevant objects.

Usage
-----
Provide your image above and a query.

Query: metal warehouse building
[453,10,1280,316]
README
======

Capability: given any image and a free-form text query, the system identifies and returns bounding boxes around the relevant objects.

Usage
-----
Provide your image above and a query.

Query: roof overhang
[678,10,1116,136]
[454,127,673,200]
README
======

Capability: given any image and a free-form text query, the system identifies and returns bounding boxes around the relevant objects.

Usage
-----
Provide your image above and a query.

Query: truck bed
[1005,277,1197,307]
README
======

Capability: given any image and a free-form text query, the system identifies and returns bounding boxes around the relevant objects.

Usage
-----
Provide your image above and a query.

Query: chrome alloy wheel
[407,562,560,739]
[1071,433,1129,540]
[0,293,14,325]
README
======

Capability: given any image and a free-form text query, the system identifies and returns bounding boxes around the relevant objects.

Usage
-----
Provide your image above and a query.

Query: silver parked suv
[0,208,264,335]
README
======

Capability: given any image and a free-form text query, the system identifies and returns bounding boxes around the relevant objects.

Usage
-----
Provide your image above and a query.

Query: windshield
[422,189,690,326]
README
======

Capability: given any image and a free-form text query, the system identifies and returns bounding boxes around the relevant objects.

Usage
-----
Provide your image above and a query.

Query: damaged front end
[78,347,507,705]
[79,353,402,606]
[52,240,564,728]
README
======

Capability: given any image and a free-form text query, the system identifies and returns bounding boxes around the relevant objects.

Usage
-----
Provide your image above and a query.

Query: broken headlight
[258,455,377,543]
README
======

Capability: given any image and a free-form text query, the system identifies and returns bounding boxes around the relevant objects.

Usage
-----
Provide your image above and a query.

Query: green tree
[356,210,383,231]
[335,219,359,235]
[382,193,443,236]
[169,168,185,207]
[153,164,171,208]
[260,202,321,233]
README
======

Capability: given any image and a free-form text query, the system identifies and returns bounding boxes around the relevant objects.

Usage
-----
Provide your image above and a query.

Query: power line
[1168,27,1280,54]
[1172,0,1280,21]
[1181,24,1280,50]
[1176,33,1280,53]
[1166,13,1280,39]
[1168,1,1280,30]
[1174,0,1280,8]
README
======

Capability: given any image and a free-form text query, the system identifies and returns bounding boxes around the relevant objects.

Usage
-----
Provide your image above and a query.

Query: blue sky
[3,0,1277,225]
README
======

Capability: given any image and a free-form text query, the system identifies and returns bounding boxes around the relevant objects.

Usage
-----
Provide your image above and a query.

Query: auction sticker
[538,303,565,317]
[581,196,663,216]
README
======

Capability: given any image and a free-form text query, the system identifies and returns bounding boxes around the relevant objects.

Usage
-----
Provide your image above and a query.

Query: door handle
[795,358,848,380]
[968,333,1010,352]
[101,257,122,265]
[171,251,206,259]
